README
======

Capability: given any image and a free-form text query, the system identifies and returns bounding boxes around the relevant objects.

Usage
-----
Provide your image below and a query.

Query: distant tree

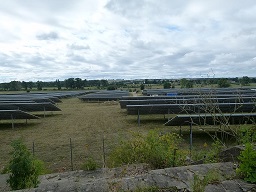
[102,80,109,87]
[75,78,83,89]
[107,85,116,90]
[9,81,22,91]
[56,79,61,90]
[140,84,145,90]
[36,81,43,91]
[144,79,149,84]
[217,78,230,88]
[163,82,171,89]
[27,81,34,90]
[65,78,75,89]
[180,78,193,88]
[240,76,250,86]
[21,81,28,90]
[2,83,10,91]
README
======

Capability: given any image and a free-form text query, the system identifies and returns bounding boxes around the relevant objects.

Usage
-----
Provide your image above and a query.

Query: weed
[109,130,187,169]
[192,169,223,192]
[81,157,98,171]
[236,143,256,183]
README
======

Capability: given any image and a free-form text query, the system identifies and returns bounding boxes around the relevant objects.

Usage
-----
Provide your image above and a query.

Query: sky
[0,0,256,82]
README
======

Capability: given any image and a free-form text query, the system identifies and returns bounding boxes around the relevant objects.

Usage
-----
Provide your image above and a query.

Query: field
[0,96,240,173]
[0,97,170,173]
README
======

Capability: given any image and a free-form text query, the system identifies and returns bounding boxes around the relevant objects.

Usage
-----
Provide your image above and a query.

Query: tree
[240,76,250,86]
[65,78,75,89]
[7,139,44,190]
[36,81,43,91]
[180,78,193,88]
[56,79,61,90]
[217,78,230,88]
[163,81,171,89]
[75,78,83,89]
[9,81,22,91]
[107,85,116,90]
[27,81,34,90]
[140,84,145,90]
[21,81,28,90]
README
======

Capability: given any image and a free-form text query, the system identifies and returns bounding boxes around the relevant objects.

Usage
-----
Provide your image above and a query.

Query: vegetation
[192,169,223,192]
[81,157,98,171]
[7,139,45,190]
[109,130,187,169]
[180,78,193,88]
[217,78,230,88]
[237,143,256,183]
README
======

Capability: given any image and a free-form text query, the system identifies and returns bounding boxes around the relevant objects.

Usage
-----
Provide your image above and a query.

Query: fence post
[32,141,35,156]
[70,138,74,171]
[102,136,106,168]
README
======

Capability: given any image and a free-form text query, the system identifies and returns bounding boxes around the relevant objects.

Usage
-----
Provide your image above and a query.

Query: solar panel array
[0,91,86,127]
[120,88,256,126]
[78,90,130,102]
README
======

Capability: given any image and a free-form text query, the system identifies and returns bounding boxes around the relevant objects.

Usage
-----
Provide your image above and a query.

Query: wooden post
[70,138,74,171]
[102,136,106,168]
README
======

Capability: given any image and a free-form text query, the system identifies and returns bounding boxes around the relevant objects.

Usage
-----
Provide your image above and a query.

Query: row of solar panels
[120,92,256,126]
[78,90,130,101]
[142,88,256,96]
[0,91,86,121]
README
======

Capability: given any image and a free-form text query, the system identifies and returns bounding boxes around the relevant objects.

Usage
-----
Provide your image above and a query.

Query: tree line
[0,78,111,91]
[0,76,255,91]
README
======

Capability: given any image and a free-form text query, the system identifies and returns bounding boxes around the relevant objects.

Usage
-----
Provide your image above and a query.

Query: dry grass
[0,98,172,173]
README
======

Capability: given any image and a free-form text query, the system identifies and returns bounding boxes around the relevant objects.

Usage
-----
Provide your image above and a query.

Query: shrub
[109,130,187,169]
[81,157,98,171]
[7,139,45,190]
[236,143,256,183]
[237,125,256,144]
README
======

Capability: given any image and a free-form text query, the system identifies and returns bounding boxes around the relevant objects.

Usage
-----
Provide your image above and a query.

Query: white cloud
[0,0,256,82]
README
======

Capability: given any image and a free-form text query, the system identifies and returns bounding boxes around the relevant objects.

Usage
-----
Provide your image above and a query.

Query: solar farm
[120,88,256,126]
[0,88,255,173]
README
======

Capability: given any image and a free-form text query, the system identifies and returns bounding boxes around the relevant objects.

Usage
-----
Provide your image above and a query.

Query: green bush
[81,157,98,171]
[237,125,256,144]
[236,143,256,183]
[109,130,187,169]
[7,139,45,190]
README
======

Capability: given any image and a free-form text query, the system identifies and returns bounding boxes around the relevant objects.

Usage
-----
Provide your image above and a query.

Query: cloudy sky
[0,0,256,82]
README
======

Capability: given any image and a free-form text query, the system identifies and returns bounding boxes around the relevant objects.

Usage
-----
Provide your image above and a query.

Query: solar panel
[0,103,61,112]
[0,110,39,120]
[126,103,256,115]
[164,113,256,126]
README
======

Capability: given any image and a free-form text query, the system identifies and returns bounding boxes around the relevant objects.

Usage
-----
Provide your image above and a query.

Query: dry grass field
[0,97,177,173]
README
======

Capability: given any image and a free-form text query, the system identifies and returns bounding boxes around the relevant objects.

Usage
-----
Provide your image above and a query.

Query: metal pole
[11,114,14,129]
[173,148,177,167]
[32,141,35,156]
[70,138,74,171]
[189,122,193,159]
[102,136,106,168]
[137,109,140,126]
